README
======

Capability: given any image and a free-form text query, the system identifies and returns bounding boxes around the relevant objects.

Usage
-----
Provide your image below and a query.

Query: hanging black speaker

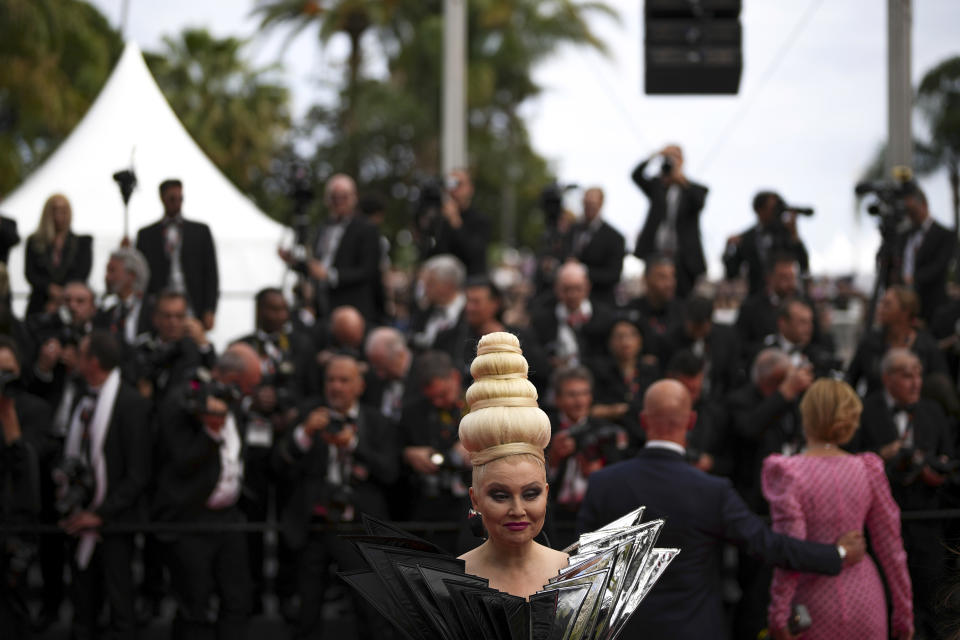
[644,0,743,94]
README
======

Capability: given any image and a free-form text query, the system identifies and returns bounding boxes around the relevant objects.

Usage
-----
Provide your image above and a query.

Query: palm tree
[145,29,291,213]
[916,56,960,231]
[858,56,960,231]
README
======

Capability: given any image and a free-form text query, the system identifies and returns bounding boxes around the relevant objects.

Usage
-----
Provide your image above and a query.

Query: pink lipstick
[505,522,530,531]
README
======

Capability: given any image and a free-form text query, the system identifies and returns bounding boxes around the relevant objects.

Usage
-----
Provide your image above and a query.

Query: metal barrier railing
[1,508,958,536]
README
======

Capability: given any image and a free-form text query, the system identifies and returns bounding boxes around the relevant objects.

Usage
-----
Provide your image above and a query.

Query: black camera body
[28,309,83,348]
[855,176,918,238]
[181,368,241,417]
[566,421,625,464]
[52,456,95,516]
[891,445,960,486]
[414,177,447,254]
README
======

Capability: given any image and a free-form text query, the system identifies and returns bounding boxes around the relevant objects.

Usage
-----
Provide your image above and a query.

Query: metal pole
[120,0,131,38]
[886,0,912,175]
[442,0,467,174]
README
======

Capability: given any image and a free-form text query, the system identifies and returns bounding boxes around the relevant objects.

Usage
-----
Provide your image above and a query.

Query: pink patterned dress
[762,453,913,639]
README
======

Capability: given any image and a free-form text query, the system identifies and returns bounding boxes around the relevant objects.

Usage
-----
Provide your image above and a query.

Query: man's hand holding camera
[61,510,102,536]
[778,364,813,402]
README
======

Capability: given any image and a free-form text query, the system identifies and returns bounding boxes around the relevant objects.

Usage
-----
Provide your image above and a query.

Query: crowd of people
[0,145,958,639]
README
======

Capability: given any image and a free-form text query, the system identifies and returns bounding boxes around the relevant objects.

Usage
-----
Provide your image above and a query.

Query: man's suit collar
[636,446,685,461]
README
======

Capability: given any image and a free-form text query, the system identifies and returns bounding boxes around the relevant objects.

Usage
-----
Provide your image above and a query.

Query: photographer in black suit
[723,191,810,295]
[0,338,41,639]
[893,186,957,325]
[547,366,628,546]
[125,290,214,406]
[58,330,151,640]
[848,348,953,638]
[632,145,709,298]
[279,173,383,320]
[136,179,219,330]
[569,187,625,305]
[425,168,490,276]
[398,351,471,550]
[757,298,839,378]
[274,353,398,639]
[153,343,262,640]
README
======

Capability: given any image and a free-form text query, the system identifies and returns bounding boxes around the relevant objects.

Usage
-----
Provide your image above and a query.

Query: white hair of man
[751,347,790,386]
[880,348,920,375]
[423,254,466,289]
[365,326,408,361]
[109,247,151,295]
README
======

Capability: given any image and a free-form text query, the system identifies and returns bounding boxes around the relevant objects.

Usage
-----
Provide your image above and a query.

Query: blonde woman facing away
[763,379,913,640]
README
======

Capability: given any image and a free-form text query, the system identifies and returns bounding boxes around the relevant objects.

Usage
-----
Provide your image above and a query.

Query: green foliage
[0,0,122,194]
[259,0,617,253]
[144,28,293,216]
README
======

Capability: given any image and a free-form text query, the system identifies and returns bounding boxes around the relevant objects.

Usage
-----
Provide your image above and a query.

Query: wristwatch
[837,545,847,561]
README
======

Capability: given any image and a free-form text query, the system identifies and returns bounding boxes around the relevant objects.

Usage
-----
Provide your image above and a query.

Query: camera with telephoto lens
[566,421,626,464]
[52,457,95,516]
[772,196,815,219]
[855,169,917,238]
[890,446,960,486]
[181,368,242,417]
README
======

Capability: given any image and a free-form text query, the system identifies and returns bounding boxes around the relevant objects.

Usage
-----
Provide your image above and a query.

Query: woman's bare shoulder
[538,544,570,571]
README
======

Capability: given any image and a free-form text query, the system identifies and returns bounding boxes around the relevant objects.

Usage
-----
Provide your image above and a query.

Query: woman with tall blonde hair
[339,332,677,640]
[763,379,913,639]
[25,194,92,316]
[456,331,569,596]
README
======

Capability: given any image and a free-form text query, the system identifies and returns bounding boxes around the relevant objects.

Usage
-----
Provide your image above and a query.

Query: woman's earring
[468,508,485,539]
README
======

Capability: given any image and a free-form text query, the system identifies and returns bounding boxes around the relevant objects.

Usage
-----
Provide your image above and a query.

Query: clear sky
[88,0,960,278]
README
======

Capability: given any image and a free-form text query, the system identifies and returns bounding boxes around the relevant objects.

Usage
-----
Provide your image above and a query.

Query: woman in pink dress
[763,379,913,640]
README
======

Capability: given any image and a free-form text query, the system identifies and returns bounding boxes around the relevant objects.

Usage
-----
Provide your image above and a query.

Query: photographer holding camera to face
[0,337,43,639]
[152,342,261,639]
[724,191,812,296]
[632,145,709,299]
[273,353,398,639]
[419,168,490,276]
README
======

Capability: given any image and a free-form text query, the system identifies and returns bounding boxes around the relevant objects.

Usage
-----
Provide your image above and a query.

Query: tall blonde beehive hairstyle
[459,332,551,486]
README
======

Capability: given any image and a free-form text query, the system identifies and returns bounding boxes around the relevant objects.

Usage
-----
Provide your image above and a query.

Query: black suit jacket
[91,382,152,523]
[93,297,154,344]
[24,232,93,316]
[136,218,219,316]
[631,160,709,291]
[273,403,398,549]
[726,383,803,513]
[577,448,841,640]
[0,215,20,264]
[530,300,616,365]
[723,223,809,295]
[659,323,744,400]
[310,215,383,320]
[152,383,246,522]
[895,219,957,324]
[571,220,625,305]
[428,206,489,276]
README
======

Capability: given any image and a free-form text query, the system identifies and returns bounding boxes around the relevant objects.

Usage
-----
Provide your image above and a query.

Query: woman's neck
[885,323,913,346]
[480,537,537,569]
[804,436,845,456]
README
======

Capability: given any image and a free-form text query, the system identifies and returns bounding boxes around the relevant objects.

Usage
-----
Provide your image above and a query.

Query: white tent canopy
[3,42,290,347]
